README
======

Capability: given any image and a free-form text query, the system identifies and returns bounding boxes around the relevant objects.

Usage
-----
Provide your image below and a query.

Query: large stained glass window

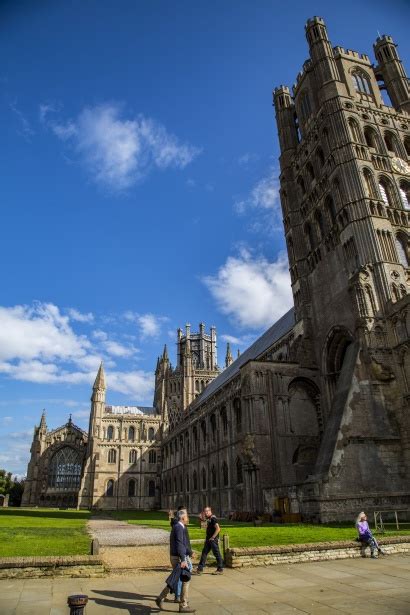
[48,447,82,490]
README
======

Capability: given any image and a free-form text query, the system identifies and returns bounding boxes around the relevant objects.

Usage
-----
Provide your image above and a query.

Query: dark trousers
[198,539,223,570]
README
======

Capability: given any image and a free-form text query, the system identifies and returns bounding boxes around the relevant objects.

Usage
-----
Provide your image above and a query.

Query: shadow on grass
[0,508,90,520]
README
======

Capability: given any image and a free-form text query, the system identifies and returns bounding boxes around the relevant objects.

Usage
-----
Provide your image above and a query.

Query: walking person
[356,511,386,558]
[156,509,196,613]
[197,506,224,574]
[171,506,193,604]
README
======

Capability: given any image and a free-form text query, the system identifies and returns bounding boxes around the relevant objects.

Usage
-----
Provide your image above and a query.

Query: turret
[90,362,106,433]
[225,343,234,368]
[273,86,299,154]
[39,409,47,434]
[305,17,340,91]
[210,325,217,369]
[374,35,410,114]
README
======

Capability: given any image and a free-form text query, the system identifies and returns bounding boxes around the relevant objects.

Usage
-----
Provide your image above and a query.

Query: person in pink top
[355,512,386,558]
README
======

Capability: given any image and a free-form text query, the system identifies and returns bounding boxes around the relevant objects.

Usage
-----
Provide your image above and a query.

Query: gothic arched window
[129,449,137,464]
[299,91,312,122]
[306,162,315,183]
[316,147,325,168]
[304,222,315,251]
[220,407,228,437]
[315,210,325,240]
[193,470,198,491]
[222,461,229,487]
[379,177,396,208]
[106,479,114,497]
[364,126,381,152]
[348,118,362,143]
[363,168,377,198]
[210,414,216,443]
[236,458,243,484]
[149,449,157,464]
[325,195,336,225]
[108,448,116,464]
[396,233,409,268]
[148,427,155,441]
[234,398,242,432]
[201,420,207,444]
[404,137,410,157]
[128,479,137,497]
[107,425,114,441]
[352,70,372,95]
[148,480,155,497]
[384,131,400,155]
[399,181,410,210]
[297,176,306,197]
[128,426,135,441]
[211,465,217,488]
[48,446,82,489]
[201,467,207,490]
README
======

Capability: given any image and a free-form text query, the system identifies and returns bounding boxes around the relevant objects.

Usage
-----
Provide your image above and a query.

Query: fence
[374,510,410,532]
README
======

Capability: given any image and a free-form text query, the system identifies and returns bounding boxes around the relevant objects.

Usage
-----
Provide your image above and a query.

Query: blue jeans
[176,556,192,599]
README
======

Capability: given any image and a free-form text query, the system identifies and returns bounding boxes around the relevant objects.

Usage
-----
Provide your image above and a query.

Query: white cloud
[0,416,13,425]
[0,303,153,401]
[234,167,282,233]
[220,333,254,346]
[91,329,135,358]
[235,167,280,213]
[138,313,163,338]
[68,308,94,323]
[42,103,201,191]
[203,249,293,329]
[103,370,154,399]
[0,429,33,476]
[72,409,91,420]
[238,152,259,167]
[124,312,168,339]
[10,102,34,140]
[104,340,135,358]
[0,303,91,364]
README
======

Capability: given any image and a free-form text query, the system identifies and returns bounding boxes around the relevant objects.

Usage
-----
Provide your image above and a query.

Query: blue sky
[1,0,409,476]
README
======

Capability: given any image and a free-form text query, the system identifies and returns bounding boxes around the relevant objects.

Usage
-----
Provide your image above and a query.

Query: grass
[111,510,410,549]
[0,508,91,557]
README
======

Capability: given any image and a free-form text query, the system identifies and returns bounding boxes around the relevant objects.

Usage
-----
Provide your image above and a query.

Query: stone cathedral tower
[273,17,410,517]
[154,324,220,432]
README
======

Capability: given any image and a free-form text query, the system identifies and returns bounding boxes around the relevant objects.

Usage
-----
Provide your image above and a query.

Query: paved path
[1,554,410,614]
[88,517,169,547]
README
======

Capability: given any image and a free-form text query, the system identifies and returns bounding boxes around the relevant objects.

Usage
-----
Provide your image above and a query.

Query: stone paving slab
[1,554,410,614]
[88,517,169,546]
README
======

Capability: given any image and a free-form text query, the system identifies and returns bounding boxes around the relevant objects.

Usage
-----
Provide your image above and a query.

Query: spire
[163,344,169,361]
[67,413,73,426]
[237,349,241,358]
[225,343,234,368]
[39,410,47,431]
[93,361,106,391]
[184,338,191,356]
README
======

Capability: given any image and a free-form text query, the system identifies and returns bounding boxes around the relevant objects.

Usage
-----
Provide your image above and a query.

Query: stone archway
[324,326,353,399]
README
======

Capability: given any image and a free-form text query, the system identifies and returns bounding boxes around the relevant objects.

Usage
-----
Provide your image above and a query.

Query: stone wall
[0,555,105,579]
[224,536,410,568]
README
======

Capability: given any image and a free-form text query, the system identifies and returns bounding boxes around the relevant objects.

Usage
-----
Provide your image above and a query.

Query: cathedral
[23,17,410,521]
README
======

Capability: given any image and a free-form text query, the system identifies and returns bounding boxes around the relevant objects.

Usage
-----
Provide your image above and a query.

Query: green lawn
[111,510,410,549]
[0,508,91,557]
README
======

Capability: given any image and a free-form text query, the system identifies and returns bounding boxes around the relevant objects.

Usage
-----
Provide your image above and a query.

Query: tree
[0,470,12,496]
[9,479,25,507]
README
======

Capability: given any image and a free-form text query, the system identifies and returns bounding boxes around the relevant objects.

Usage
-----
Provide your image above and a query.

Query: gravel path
[88,517,170,547]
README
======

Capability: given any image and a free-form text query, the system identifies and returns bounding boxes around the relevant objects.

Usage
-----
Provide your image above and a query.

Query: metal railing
[374,510,410,532]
